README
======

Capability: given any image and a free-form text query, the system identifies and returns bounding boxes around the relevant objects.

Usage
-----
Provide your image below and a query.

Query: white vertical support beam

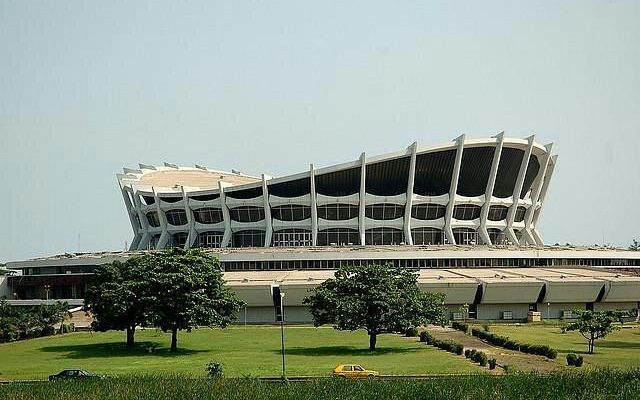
[505,135,535,246]
[181,186,197,249]
[153,188,169,249]
[444,135,465,245]
[358,152,366,245]
[479,133,504,245]
[262,175,272,247]
[310,164,318,246]
[532,155,557,245]
[403,142,418,245]
[219,181,232,248]
[118,179,142,250]
[131,188,150,250]
[522,143,553,246]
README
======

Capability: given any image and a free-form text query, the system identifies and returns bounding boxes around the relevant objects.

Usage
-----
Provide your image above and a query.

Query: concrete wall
[476,303,530,321]
[235,306,313,324]
[594,302,638,313]
[538,302,586,319]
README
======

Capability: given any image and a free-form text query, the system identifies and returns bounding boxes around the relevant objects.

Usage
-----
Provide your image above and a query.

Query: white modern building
[117,135,556,250]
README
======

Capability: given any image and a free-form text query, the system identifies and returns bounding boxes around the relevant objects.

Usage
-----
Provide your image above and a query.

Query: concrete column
[310,164,318,246]
[505,135,535,246]
[522,143,553,245]
[358,152,366,245]
[131,188,150,250]
[153,187,169,249]
[403,142,418,245]
[219,181,232,248]
[181,186,197,249]
[479,133,504,245]
[262,175,272,247]
[118,180,142,250]
[532,155,558,245]
[444,135,465,245]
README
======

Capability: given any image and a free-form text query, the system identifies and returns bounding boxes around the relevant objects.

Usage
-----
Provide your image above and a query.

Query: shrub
[471,351,488,366]
[471,329,557,359]
[206,361,223,378]
[451,321,469,334]
[575,356,584,367]
[488,358,497,370]
[421,332,464,356]
[419,331,433,344]
[567,353,578,366]
[405,327,419,337]
[464,349,471,358]
[482,323,490,332]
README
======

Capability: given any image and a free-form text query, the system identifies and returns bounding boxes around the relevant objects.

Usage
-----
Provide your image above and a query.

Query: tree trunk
[126,326,135,347]
[170,326,178,352]
[369,333,377,352]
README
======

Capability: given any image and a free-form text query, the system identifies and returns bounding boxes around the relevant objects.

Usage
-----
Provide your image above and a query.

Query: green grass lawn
[0,326,479,380]
[484,323,640,369]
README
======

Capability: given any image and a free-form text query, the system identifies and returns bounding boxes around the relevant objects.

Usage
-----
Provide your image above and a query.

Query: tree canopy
[629,239,640,251]
[303,263,447,351]
[0,300,70,342]
[84,249,245,352]
[565,309,628,354]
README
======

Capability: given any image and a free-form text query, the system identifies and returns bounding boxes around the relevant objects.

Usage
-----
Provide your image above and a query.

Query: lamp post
[547,302,550,320]
[44,284,50,301]
[280,292,286,381]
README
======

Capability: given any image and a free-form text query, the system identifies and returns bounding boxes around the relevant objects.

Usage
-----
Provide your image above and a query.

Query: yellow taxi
[332,364,380,378]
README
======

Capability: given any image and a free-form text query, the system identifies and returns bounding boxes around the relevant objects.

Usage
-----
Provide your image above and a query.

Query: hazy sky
[2,1,639,262]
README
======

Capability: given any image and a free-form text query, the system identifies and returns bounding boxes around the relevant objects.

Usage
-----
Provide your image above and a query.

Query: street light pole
[280,292,286,381]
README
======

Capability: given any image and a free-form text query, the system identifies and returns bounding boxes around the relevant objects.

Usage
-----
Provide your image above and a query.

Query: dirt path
[423,326,562,373]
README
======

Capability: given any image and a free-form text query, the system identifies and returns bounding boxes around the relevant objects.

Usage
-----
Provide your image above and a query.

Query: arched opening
[271,205,311,221]
[453,204,481,220]
[229,206,265,223]
[365,204,404,220]
[232,230,265,247]
[453,228,478,245]
[411,204,446,220]
[193,208,224,224]
[165,209,188,226]
[365,228,404,245]
[411,228,444,245]
[317,228,360,246]
[317,204,359,220]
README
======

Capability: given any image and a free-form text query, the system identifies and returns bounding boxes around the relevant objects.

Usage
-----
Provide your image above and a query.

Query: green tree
[84,259,151,347]
[303,263,447,351]
[565,309,628,354]
[36,302,71,335]
[629,239,640,251]
[145,249,244,352]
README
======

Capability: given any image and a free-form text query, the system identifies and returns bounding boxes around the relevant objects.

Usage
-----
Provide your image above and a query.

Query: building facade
[117,135,556,251]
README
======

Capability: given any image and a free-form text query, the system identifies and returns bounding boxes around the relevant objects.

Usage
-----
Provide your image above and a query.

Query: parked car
[332,364,379,378]
[48,369,105,381]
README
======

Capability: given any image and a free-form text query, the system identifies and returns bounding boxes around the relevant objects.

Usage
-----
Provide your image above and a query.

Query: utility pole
[280,292,286,381]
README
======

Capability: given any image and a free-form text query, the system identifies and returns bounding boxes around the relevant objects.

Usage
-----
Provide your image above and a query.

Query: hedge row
[451,321,469,334]
[464,349,489,367]
[419,331,464,355]
[471,328,557,359]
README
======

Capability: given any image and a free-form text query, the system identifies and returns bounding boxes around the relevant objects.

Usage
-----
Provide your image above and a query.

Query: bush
[405,327,419,337]
[488,358,497,370]
[421,331,464,356]
[419,331,433,344]
[471,350,488,366]
[482,323,490,332]
[205,361,223,378]
[451,321,469,334]
[575,356,584,367]
[470,329,557,359]
[464,349,471,358]
[567,353,584,367]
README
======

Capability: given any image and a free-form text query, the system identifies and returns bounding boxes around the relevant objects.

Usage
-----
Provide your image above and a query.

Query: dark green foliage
[488,358,497,370]
[451,321,469,334]
[471,328,557,359]
[464,349,471,358]
[419,330,433,344]
[629,239,640,251]
[565,309,629,354]
[404,327,418,337]
[567,353,584,367]
[0,300,70,343]
[1,370,640,400]
[205,361,223,378]
[575,356,584,367]
[470,350,488,366]
[304,263,447,351]
[482,323,490,332]
[420,331,464,355]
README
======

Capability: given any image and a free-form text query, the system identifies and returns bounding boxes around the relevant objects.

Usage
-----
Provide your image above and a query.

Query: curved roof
[137,169,259,189]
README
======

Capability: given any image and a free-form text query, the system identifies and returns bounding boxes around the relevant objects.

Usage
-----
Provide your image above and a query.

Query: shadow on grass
[596,340,640,350]
[39,341,208,359]
[280,346,421,356]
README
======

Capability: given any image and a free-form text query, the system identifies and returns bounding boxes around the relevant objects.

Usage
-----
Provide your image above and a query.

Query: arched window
[197,231,224,248]
[487,205,509,221]
[453,228,477,245]
[165,209,188,226]
[193,208,224,224]
[317,204,359,220]
[514,206,527,222]
[365,228,404,245]
[411,204,446,220]
[411,228,444,245]
[229,206,265,223]
[453,204,481,220]
[488,228,506,245]
[317,228,360,246]
[169,232,188,248]
[232,230,265,247]
[272,229,312,247]
[271,205,311,221]
[146,211,160,227]
[365,204,404,220]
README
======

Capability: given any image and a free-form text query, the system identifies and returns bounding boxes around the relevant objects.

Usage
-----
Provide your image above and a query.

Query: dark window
[520,155,541,199]
[226,186,263,199]
[229,206,265,222]
[365,204,404,220]
[272,229,312,247]
[141,195,155,205]
[317,204,359,220]
[457,147,494,197]
[411,228,444,245]
[514,206,527,222]
[193,207,224,224]
[232,230,265,247]
[269,177,311,197]
[453,204,481,220]
[197,231,224,248]
[487,205,509,221]
[146,211,160,227]
[317,228,360,246]
[165,209,188,226]
[271,205,311,221]
[488,228,507,245]
[190,193,220,201]
[493,147,524,198]
[413,150,456,196]
[453,228,477,245]
[315,167,361,196]
[365,228,404,245]
[365,157,410,196]
[411,204,446,220]
[169,232,188,248]
[160,196,182,203]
